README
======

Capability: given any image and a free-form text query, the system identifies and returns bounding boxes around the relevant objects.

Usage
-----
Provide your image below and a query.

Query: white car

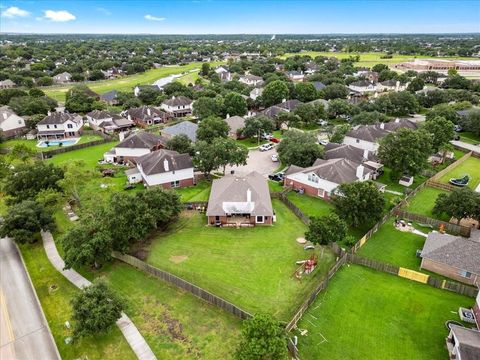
[261,133,273,140]
[317,119,328,126]
[271,154,279,162]
[259,143,274,151]
[319,139,329,146]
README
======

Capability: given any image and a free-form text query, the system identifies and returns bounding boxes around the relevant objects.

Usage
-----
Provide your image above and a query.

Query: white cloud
[44,10,76,22]
[1,6,31,18]
[145,14,165,21]
[96,7,111,16]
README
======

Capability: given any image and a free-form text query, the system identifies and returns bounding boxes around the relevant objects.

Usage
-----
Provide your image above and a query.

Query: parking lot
[225,146,280,177]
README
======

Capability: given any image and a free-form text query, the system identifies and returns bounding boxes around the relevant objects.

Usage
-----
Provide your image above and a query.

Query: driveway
[0,238,59,360]
[225,147,279,177]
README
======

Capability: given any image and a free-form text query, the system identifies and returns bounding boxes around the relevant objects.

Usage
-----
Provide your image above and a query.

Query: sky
[0,0,479,34]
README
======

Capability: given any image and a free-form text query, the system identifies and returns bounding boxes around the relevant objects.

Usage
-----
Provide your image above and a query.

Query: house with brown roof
[104,131,167,163]
[420,232,480,286]
[86,110,133,134]
[206,171,274,226]
[446,325,480,360]
[284,158,375,200]
[126,149,194,188]
[161,96,193,118]
[122,106,169,126]
[225,115,246,139]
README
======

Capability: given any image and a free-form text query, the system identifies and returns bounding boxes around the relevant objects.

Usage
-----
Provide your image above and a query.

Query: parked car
[259,143,274,151]
[454,124,463,132]
[317,119,328,126]
[261,133,273,140]
[268,172,284,182]
[271,154,279,162]
[270,137,280,143]
[318,139,329,146]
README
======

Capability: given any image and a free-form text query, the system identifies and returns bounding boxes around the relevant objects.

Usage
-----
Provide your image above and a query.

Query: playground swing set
[293,254,318,280]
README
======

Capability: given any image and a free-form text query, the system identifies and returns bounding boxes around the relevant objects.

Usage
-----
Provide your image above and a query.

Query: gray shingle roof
[276,99,302,111]
[162,96,193,107]
[115,131,166,149]
[450,325,480,360]
[325,143,377,163]
[162,121,198,142]
[123,106,168,122]
[225,116,246,134]
[206,171,273,217]
[350,80,375,87]
[37,112,82,126]
[136,149,193,176]
[101,90,118,102]
[421,232,480,275]
[346,124,388,142]
[262,105,286,118]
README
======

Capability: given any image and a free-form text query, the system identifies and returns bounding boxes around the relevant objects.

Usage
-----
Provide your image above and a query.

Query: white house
[348,80,378,94]
[161,96,193,118]
[53,72,72,84]
[0,106,26,138]
[377,80,408,92]
[104,131,167,163]
[285,71,305,82]
[284,158,374,200]
[127,149,194,188]
[36,112,83,140]
[238,74,263,87]
[250,87,264,100]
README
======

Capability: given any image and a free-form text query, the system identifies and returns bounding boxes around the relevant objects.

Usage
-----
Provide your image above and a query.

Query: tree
[277,130,323,167]
[57,160,91,208]
[8,143,36,163]
[422,116,454,153]
[193,96,223,118]
[332,181,385,227]
[193,140,218,176]
[425,104,459,123]
[262,80,289,107]
[433,188,480,225]
[293,103,321,127]
[305,214,348,245]
[224,92,248,116]
[0,200,54,244]
[374,91,419,116]
[372,64,389,73]
[242,116,275,139]
[235,314,287,360]
[378,128,433,177]
[138,87,161,105]
[319,83,348,100]
[197,116,229,142]
[295,82,318,102]
[328,124,351,143]
[8,96,57,116]
[35,188,63,212]
[71,281,123,338]
[326,99,354,119]
[200,63,211,76]
[0,88,28,105]
[65,85,98,113]
[351,111,388,125]
[213,138,248,174]
[407,78,425,92]
[166,134,194,155]
[461,109,480,136]
[4,162,64,203]
[442,74,471,90]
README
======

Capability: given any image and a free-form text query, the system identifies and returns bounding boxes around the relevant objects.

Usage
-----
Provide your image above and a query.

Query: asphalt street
[0,238,59,360]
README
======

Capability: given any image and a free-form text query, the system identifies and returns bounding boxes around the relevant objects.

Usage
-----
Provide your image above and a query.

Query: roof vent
[164,159,169,172]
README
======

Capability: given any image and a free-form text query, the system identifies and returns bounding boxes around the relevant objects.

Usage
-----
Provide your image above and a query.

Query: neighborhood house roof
[0,79,16,86]
[276,99,302,111]
[206,171,273,217]
[162,96,193,107]
[123,106,168,121]
[421,232,480,275]
[38,112,81,126]
[115,131,165,149]
[350,80,375,87]
[380,79,398,87]
[325,143,377,163]
[225,116,246,134]
[262,105,286,118]
[345,118,417,143]
[312,81,326,90]
[137,149,193,176]
[0,106,22,124]
[162,120,198,142]
[101,90,118,102]
[240,74,263,81]
[450,325,480,360]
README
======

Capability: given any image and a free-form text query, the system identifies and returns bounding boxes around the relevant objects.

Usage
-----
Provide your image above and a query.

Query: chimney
[379,122,385,129]
[356,164,364,180]
[127,114,132,121]
[282,98,286,103]
[164,159,169,172]
[363,149,369,160]
[395,118,400,123]
[226,113,230,119]
[147,108,151,116]
[247,188,252,203]
[47,110,51,116]
[119,131,125,141]
[171,96,175,100]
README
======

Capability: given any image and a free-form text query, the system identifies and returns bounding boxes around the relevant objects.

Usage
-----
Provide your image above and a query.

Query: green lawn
[0,135,104,152]
[146,199,336,320]
[286,192,334,218]
[439,156,480,189]
[268,180,284,193]
[296,265,472,360]
[86,262,241,359]
[43,62,224,102]
[280,51,474,68]
[175,180,211,202]
[356,217,427,270]
[177,71,200,85]
[19,243,135,360]
[376,167,428,193]
[236,137,268,148]
[48,141,118,167]
[459,131,480,145]
[403,187,450,221]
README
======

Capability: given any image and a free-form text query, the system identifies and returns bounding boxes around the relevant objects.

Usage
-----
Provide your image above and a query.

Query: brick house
[206,171,274,226]
[0,106,26,138]
[420,232,480,286]
[126,149,194,188]
[122,106,169,127]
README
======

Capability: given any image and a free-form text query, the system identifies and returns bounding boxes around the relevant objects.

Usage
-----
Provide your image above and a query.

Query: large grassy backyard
[439,156,480,189]
[0,135,104,152]
[402,187,450,221]
[43,62,223,102]
[146,199,336,321]
[296,265,472,360]
[286,191,334,218]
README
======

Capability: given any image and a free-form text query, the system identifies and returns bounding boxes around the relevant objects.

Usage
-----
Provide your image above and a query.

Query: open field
[177,71,200,85]
[280,51,474,68]
[296,265,472,360]
[19,242,135,360]
[146,199,336,320]
[403,187,450,221]
[439,156,480,189]
[43,62,223,102]
[0,135,104,152]
[356,217,430,270]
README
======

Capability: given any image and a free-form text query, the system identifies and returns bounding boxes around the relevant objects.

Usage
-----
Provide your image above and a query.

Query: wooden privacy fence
[38,138,112,158]
[112,251,252,320]
[278,192,310,226]
[426,180,457,192]
[430,151,472,181]
[347,254,478,298]
[394,210,471,237]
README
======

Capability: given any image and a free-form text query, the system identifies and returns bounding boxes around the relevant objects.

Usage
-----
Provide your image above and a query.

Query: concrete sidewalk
[42,231,157,360]
[0,237,60,360]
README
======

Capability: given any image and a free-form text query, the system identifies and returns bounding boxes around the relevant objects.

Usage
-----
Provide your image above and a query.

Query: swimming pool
[37,138,80,148]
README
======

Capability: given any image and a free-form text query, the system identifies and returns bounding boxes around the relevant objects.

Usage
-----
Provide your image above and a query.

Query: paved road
[225,147,279,177]
[0,238,59,360]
